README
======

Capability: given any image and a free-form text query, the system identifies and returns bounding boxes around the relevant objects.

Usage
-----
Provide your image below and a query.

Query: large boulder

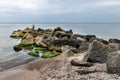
[21,33,34,45]
[83,40,111,63]
[35,35,47,47]
[109,38,120,43]
[107,51,120,74]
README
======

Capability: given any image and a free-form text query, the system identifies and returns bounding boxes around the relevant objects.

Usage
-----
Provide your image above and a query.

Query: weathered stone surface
[85,35,96,42]
[35,35,47,47]
[107,51,120,74]
[70,34,85,40]
[108,43,120,52]
[83,40,111,63]
[21,33,34,45]
[52,31,66,38]
[10,30,24,38]
[60,46,76,57]
[78,42,89,53]
[109,38,120,43]
[70,58,94,67]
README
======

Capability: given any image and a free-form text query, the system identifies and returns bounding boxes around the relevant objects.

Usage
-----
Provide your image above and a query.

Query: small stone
[70,58,94,67]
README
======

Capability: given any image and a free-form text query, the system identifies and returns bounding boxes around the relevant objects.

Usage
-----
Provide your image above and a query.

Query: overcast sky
[0,0,120,22]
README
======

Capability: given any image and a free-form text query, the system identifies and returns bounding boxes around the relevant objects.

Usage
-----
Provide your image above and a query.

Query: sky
[0,0,120,22]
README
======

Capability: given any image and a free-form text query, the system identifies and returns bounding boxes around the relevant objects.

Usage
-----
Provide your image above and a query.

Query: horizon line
[0,22,120,24]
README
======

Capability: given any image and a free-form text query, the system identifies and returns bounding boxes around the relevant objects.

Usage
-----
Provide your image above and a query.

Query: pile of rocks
[10,26,120,75]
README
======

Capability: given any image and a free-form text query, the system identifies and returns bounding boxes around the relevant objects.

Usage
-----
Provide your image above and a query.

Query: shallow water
[0,23,120,67]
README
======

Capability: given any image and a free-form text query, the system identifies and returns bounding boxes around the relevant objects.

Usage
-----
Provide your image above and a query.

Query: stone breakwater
[10,25,120,76]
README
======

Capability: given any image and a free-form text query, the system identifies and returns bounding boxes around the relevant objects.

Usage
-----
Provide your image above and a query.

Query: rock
[52,31,66,38]
[83,40,111,63]
[21,33,34,45]
[70,58,94,67]
[85,35,96,42]
[44,38,77,51]
[45,28,53,35]
[61,45,75,52]
[41,51,59,58]
[78,42,89,53]
[10,29,24,38]
[99,39,108,45]
[89,37,108,45]
[27,51,39,57]
[52,27,64,36]
[65,29,73,34]
[108,43,120,52]
[70,34,85,40]
[35,35,47,47]
[22,27,34,33]
[109,38,120,43]
[60,46,76,57]
[37,28,45,33]
[13,44,23,52]
[107,51,120,74]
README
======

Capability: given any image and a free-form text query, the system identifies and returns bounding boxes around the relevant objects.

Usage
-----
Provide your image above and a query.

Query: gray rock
[52,31,66,38]
[108,43,120,52]
[109,38,120,43]
[78,42,89,53]
[107,51,120,74]
[83,40,111,63]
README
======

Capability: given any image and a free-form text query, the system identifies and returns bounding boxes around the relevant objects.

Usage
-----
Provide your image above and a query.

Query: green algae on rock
[27,51,39,57]
[41,50,59,58]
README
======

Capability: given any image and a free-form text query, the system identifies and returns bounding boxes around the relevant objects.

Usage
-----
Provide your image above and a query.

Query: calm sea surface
[0,23,120,63]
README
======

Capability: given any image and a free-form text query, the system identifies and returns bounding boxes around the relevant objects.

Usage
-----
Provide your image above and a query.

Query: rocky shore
[1,26,120,80]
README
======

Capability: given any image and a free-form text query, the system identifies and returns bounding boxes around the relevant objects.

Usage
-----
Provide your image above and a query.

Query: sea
[0,22,120,70]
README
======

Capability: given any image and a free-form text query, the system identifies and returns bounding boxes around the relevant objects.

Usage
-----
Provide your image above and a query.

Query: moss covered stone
[41,50,59,58]
[34,47,48,52]
[10,30,24,39]
[14,44,35,52]
[14,45,22,52]
[27,51,39,57]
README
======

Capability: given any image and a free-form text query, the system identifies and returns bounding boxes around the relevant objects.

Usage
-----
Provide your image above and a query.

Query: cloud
[0,0,120,22]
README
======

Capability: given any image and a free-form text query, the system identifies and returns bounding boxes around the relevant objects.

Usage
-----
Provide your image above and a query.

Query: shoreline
[1,26,120,80]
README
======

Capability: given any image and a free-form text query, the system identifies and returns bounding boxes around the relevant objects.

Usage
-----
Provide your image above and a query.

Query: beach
[1,23,120,80]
